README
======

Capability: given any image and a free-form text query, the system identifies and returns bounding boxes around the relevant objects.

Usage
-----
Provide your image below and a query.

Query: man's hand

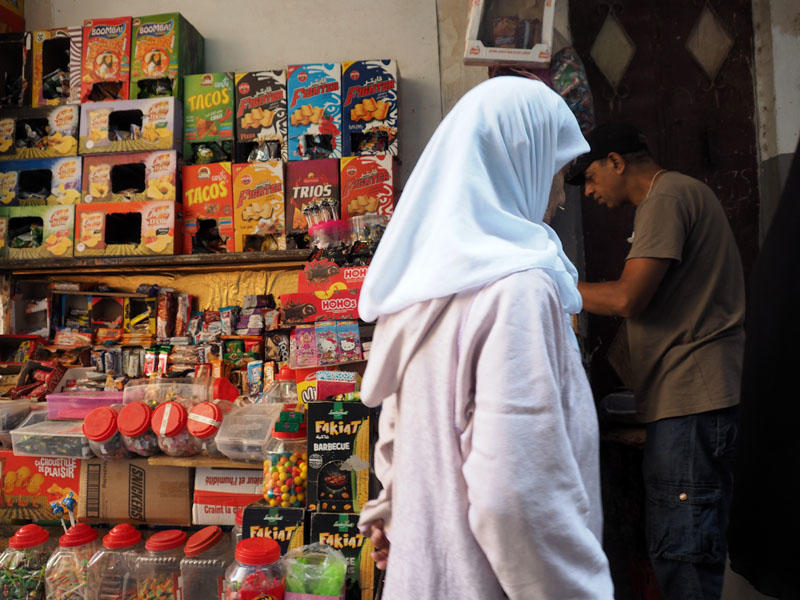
[369,519,390,570]
[579,257,671,318]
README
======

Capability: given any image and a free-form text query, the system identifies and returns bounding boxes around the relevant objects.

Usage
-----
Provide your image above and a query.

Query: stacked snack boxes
[287,63,341,161]
[183,72,234,164]
[341,59,398,157]
[232,160,286,252]
[80,17,132,103]
[340,154,396,220]
[0,156,82,205]
[7,204,74,260]
[182,162,235,254]
[0,32,31,107]
[235,70,288,163]
[31,27,82,107]
[81,150,177,203]
[0,104,80,161]
[285,159,339,242]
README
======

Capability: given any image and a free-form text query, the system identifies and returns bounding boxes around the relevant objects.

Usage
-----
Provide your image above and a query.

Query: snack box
[242,502,305,554]
[81,150,177,203]
[31,27,82,107]
[0,157,82,206]
[0,2,24,34]
[287,63,341,161]
[285,159,339,240]
[340,154,396,220]
[74,200,178,257]
[46,390,123,420]
[234,70,287,162]
[232,160,286,252]
[182,162,235,254]
[0,32,31,107]
[131,12,204,100]
[310,512,377,600]
[123,296,157,334]
[6,204,74,260]
[80,16,132,103]
[341,59,398,157]
[11,419,92,459]
[280,290,360,324]
[78,96,182,155]
[0,105,80,161]
[183,72,234,162]
[0,208,8,259]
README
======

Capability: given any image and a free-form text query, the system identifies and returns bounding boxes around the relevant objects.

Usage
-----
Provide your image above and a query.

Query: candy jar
[83,406,131,460]
[179,526,233,600]
[150,401,201,457]
[118,402,160,457]
[232,508,245,546]
[45,523,100,600]
[134,530,187,600]
[223,538,285,600]
[0,524,52,600]
[187,401,223,457]
[86,523,142,600]
[261,366,297,404]
[263,421,308,508]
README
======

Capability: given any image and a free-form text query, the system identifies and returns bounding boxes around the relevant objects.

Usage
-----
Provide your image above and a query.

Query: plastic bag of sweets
[86,523,143,600]
[118,401,159,457]
[284,543,347,599]
[223,538,285,600]
[45,523,100,600]
[134,530,187,600]
[83,405,132,460]
[0,524,53,600]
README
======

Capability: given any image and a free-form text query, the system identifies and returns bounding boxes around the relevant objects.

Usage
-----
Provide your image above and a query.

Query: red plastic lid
[82,406,119,442]
[235,536,280,566]
[118,402,153,437]
[151,401,188,437]
[59,522,98,548]
[213,377,240,403]
[184,526,224,557]
[272,423,307,440]
[9,524,49,549]
[275,365,296,381]
[235,507,244,526]
[103,523,142,549]
[145,529,187,552]
[187,402,222,439]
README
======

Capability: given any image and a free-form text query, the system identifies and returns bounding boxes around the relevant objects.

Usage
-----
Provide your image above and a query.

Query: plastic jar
[83,405,131,460]
[180,526,233,600]
[0,524,52,599]
[135,530,187,600]
[263,426,308,508]
[45,522,100,600]
[223,537,285,600]
[187,401,223,457]
[261,366,297,404]
[86,523,142,600]
[232,508,245,545]
[151,401,201,457]
[118,401,160,457]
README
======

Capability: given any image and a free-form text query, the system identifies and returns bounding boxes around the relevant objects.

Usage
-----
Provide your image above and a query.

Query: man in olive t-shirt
[568,123,744,600]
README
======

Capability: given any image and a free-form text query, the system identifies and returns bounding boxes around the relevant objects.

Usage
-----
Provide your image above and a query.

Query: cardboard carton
[0,105,80,161]
[287,63,341,160]
[123,297,156,334]
[0,207,8,259]
[183,72,234,163]
[341,59,398,156]
[285,159,339,241]
[242,501,305,553]
[80,17,132,102]
[310,512,377,600]
[0,2,24,34]
[234,70,287,162]
[0,32,31,107]
[81,150,177,203]
[192,467,263,526]
[7,204,74,260]
[232,160,285,252]
[340,155,395,221]
[0,156,82,205]
[182,162,235,254]
[31,27,82,107]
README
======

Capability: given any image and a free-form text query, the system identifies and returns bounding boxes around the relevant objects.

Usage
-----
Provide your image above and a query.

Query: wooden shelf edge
[147,455,263,469]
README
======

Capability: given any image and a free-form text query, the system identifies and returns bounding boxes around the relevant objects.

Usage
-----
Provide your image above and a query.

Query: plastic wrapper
[284,543,347,599]
[156,290,176,340]
[550,46,596,135]
[175,294,192,337]
[220,306,239,336]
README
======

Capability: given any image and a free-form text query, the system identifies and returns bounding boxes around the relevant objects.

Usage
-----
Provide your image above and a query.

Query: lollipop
[62,492,77,527]
[51,501,68,533]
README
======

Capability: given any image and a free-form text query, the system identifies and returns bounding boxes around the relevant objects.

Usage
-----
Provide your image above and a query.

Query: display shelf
[147,454,262,469]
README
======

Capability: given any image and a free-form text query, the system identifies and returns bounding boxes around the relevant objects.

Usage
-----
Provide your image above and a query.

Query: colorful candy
[263,451,307,508]
[136,573,180,600]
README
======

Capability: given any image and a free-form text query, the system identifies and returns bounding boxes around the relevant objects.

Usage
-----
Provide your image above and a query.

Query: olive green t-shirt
[626,171,745,423]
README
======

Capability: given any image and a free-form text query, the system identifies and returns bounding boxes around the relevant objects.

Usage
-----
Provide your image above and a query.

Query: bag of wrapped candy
[284,543,347,600]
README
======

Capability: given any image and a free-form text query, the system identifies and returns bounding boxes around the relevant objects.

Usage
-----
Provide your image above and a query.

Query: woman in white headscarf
[356,77,613,599]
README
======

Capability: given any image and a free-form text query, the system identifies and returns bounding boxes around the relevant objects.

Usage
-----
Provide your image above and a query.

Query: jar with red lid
[0,523,53,599]
[118,401,159,457]
[187,401,224,457]
[83,405,131,460]
[86,523,143,600]
[44,522,100,599]
[151,401,201,457]
[223,537,285,600]
[134,530,187,600]
[180,526,233,600]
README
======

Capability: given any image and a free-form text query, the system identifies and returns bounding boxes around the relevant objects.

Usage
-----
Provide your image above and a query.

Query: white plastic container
[86,523,142,600]
[180,526,232,600]
[83,405,131,459]
[123,377,211,409]
[134,530,187,600]
[11,419,92,458]
[223,538,285,600]
[45,523,100,599]
[0,524,52,600]
[215,403,284,462]
[150,401,201,457]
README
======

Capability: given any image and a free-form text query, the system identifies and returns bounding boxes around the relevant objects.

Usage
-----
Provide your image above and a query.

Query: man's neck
[629,164,666,206]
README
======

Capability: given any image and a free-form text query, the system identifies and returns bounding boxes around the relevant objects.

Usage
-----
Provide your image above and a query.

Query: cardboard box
[285,159,339,240]
[74,200,178,257]
[0,105,80,161]
[310,512,377,600]
[298,263,367,295]
[232,160,286,252]
[183,72,234,162]
[0,32,31,107]
[280,290,360,324]
[0,1,24,34]
[131,13,204,100]
[7,204,74,260]
[0,206,7,259]
[192,467,263,526]
[31,27,82,107]
[123,296,156,334]
[307,400,371,514]
[342,59,398,157]
[182,162,235,254]
[80,17,132,103]
[242,501,305,553]
[79,458,192,525]
[287,63,341,160]
[78,96,182,155]
[0,156,82,205]
[234,70,287,162]
[81,150,177,203]
[0,450,81,523]
[340,155,395,221]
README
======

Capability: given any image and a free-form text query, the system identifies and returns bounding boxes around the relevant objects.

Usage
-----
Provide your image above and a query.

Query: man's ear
[607,152,626,174]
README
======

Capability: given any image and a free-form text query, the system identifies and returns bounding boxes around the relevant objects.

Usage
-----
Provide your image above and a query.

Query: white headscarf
[358,77,589,322]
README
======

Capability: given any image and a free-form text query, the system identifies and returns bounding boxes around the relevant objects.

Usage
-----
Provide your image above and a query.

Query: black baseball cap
[566,122,649,185]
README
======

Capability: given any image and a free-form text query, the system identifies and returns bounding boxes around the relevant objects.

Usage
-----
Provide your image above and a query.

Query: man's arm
[578,257,671,318]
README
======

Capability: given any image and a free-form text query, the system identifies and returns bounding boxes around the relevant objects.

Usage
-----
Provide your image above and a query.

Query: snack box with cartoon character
[31,27,82,107]
[81,150,177,203]
[74,200,178,257]
[287,63,341,161]
[0,32,32,108]
[183,72,234,163]
[80,17,132,103]
[183,162,235,254]
[78,96,181,155]
[285,159,339,243]
[233,160,286,252]
[234,70,287,162]
[6,204,74,260]
[131,13,204,100]
[242,502,305,554]
[0,157,82,206]
[310,512,377,600]
[342,59,398,157]
[0,105,80,161]
[340,155,395,221]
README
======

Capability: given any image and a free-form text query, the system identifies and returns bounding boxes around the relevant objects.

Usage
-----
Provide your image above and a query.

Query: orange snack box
[232,160,286,252]
[183,162,235,254]
[80,17,132,102]
[75,200,178,257]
